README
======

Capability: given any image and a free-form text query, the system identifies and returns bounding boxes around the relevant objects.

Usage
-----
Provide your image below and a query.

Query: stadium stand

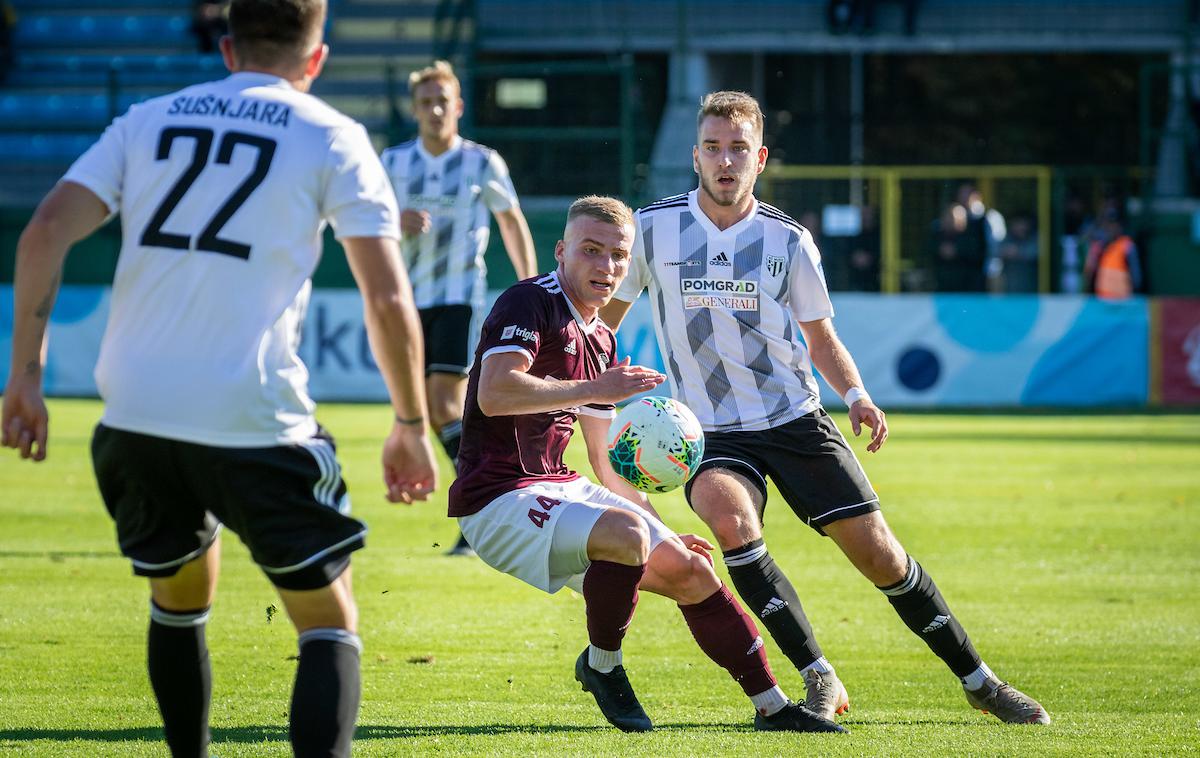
[0,0,456,206]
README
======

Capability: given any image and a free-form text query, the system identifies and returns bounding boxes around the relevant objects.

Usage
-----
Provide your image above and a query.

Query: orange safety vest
[1094,235,1134,299]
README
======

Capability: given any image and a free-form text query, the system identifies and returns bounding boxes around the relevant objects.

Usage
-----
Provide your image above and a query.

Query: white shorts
[458,477,675,594]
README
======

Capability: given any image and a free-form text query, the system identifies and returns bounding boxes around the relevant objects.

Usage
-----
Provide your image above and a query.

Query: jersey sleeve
[480,150,519,213]
[786,227,835,323]
[321,124,401,240]
[613,211,651,303]
[62,108,133,215]
[478,286,545,367]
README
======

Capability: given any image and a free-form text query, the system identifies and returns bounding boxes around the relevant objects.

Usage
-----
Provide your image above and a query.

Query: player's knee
[856,541,908,586]
[689,473,760,547]
[591,509,650,565]
[656,544,719,602]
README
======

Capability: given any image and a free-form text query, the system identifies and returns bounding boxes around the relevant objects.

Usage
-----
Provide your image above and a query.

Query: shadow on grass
[0,726,286,744]
[0,721,766,745]
[0,550,121,560]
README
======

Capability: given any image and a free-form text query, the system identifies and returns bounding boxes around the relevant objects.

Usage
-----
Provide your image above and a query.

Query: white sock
[750,685,789,716]
[588,645,622,674]
[801,656,834,676]
[961,662,997,691]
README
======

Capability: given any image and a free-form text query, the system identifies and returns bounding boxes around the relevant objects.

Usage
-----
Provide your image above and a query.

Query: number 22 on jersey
[140,126,277,260]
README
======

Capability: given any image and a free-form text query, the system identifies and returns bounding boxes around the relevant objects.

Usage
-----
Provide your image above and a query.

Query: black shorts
[683,409,880,534]
[419,304,475,376]
[91,424,366,590]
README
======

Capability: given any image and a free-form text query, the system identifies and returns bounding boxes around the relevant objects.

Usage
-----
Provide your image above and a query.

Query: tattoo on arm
[23,360,38,377]
[33,272,61,320]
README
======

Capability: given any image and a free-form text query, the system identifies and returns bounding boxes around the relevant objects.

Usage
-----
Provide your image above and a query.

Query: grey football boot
[964,679,1051,724]
[803,668,850,720]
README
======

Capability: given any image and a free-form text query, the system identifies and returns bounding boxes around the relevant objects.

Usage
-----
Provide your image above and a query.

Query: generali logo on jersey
[501,325,537,342]
[679,278,759,311]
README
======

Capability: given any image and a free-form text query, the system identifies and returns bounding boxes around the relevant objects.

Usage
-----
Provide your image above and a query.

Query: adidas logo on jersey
[746,635,764,655]
[922,614,951,633]
[709,251,732,266]
[564,341,577,355]
[761,597,789,617]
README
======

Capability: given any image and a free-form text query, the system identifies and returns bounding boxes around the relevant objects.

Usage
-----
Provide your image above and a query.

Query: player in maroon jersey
[448,195,844,734]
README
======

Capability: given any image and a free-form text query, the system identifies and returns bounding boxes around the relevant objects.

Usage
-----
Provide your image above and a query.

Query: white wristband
[843,387,870,407]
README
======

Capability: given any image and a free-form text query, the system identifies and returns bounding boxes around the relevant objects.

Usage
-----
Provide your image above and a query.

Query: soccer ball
[607,396,705,494]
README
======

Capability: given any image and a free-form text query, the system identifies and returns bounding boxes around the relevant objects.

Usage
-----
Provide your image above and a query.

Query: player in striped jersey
[382,60,537,556]
[2,2,436,755]
[601,90,1049,725]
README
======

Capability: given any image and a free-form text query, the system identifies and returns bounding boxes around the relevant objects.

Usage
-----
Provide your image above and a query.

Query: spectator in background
[827,0,919,35]
[930,184,1005,292]
[929,202,974,291]
[192,0,229,54]
[1084,208,1142,299]
[1059,192,1095,294]
[847,204,881,291]
[989,214,1039,293]
[821,205,881,292]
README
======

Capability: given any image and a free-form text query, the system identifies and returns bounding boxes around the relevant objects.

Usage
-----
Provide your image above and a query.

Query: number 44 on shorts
[527,495,562,528]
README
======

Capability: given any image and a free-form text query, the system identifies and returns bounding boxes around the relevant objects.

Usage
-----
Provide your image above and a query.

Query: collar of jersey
[549,271,603,335]
[226,71,293,89]
[687,188,760,239]
[415,135,463,164]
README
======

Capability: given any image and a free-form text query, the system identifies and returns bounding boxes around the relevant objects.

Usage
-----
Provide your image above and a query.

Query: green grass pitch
[1,399,1198,756]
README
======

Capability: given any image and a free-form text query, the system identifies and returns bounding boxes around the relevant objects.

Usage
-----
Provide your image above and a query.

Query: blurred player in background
[601,90,1050,726]
[382,60,537,557]
[1,1,436,755]
[449,196,844,734]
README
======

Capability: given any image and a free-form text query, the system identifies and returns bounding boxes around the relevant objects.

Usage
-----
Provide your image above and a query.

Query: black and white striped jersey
[381,135,519,310]
[613,190,834,432]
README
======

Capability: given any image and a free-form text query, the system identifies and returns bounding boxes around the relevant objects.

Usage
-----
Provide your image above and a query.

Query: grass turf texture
[1,399,1197,756]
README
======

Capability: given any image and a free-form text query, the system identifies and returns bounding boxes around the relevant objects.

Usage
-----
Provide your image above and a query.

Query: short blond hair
[408,60,460,95]
[697,90,764,142]
[566,195,634,229]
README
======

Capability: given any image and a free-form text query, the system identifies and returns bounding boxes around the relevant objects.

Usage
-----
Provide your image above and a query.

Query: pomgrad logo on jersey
[680,278,759,311]
[501,325,538,343]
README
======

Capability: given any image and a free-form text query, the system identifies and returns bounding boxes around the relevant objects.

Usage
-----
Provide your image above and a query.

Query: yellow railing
[759,164,1053,293]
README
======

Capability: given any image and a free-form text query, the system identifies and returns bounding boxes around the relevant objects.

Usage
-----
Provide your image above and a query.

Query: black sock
[290,629,362,758]
[879,556,982,678]
[438,420,462,470]
[147,603,211,758]
[723,539,824,671]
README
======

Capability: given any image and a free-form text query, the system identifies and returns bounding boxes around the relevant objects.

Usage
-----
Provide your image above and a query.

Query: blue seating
[12,0,190,8]
[8,53,225,88]
[0,134,98,162]
[14,14,193,49]
[0,91,169,127]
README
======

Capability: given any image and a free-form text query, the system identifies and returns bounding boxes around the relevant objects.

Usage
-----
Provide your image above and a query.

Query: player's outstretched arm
[2,182,109,462]
[478,353,664,417]
[343,235,437,502]
[799,317,889,453]
[493,206,537,280]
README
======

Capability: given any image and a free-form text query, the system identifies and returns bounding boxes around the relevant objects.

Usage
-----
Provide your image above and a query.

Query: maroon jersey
[448,272,618,517]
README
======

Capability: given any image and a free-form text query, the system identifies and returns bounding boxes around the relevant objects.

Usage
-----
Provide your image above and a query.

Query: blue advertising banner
[1,287,1149,408]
